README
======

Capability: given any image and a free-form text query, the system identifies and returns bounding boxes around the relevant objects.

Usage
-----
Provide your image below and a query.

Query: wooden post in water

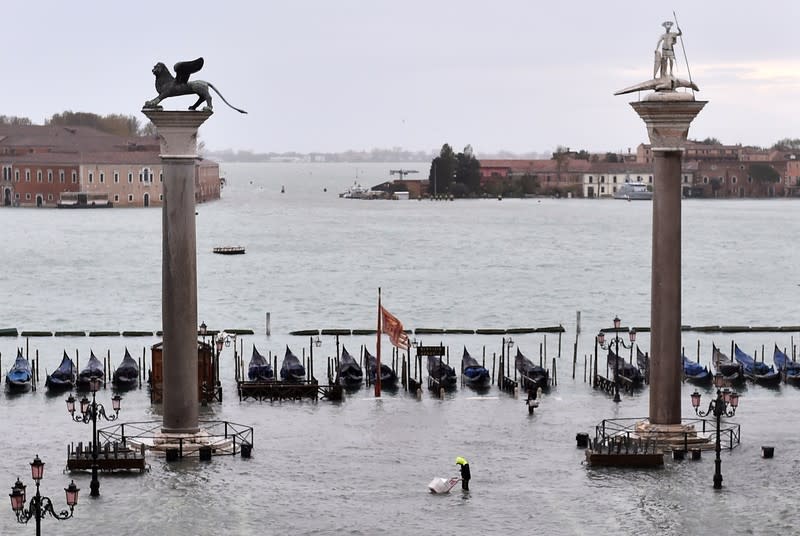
[572,341,577,379]
[552,357,557,386]
[558,328,562,358]
[539,342,543,367]
[265,312,271,336]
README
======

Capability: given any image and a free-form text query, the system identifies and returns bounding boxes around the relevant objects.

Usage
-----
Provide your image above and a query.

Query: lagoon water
[0,161,799,535]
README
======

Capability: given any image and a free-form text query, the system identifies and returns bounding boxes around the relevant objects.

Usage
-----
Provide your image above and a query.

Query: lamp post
[597,316,636,403]
[66,378,121,497]
[691,373,740,489]
[200,321,208,347]
[9,455,79,536]
[214,332,237,386]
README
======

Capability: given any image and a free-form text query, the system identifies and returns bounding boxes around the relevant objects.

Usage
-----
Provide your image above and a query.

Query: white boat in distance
[339,181,374,199]
[614,182,652,200]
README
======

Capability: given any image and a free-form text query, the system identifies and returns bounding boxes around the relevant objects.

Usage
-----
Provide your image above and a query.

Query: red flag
[380,305,409,349]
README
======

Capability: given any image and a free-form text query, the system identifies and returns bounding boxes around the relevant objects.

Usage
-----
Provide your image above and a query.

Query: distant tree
[0,115,32,126]
[771,138,800,151]
[455,145,481,196]
[604,152,619,163]
[697,137,723,145]
[575,149,590,161]
[748,163,780,184]
[520,174,539,195]
[428,144,457,196]
[46,111,143,136]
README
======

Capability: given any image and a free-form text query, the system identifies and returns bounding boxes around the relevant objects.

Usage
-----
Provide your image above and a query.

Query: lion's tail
[207,82,248,114]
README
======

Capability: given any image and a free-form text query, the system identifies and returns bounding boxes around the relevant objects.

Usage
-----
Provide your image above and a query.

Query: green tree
[455,144,482,196]
[0,115,32,125]
[604,152,619,163]
[697,137,722,145]
[428,144,457,196]
[771,138,800,151]
[46,111,143,136]
[748,163,780,183]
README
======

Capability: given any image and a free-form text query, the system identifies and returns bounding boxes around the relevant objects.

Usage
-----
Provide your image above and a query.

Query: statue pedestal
[142,109,212,434]
[629,97,706,425]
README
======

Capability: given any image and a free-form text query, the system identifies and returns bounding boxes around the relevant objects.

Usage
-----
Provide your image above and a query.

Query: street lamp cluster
[596,316,637,402]
[66,377,121,497]
[9,455,79,535]
[691,373,740,489]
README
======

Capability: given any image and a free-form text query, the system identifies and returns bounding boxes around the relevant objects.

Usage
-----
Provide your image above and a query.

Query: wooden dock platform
[237,380,342,402]
[66,442,147,472]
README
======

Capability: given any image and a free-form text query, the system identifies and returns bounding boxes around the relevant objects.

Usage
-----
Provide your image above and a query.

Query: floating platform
[213,246,245,255]
[237,380,342,402]
[67,441,147,473]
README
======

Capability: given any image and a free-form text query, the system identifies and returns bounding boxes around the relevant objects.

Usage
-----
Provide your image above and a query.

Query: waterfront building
[0,124,221,207]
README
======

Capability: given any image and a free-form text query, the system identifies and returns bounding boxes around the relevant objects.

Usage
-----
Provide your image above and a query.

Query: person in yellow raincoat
[456,457,470,490]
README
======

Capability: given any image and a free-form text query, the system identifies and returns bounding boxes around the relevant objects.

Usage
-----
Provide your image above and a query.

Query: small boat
[364,348,398,387]
[5,350,32,393]
[515,348,549,391]
[735,345,781,387]
[682,354,712,386]
[461,347,490,388]
[112,348,140,390]
[280,346,306,382]
[711,344,744,385]
[337,346,363,388]
[636,347,650,383]
[76,351,105,390]
[427,354,457,389]
[613,181,652,200]
[248,345,274,382]
[606,349,644,387]
[338,181,373,199]
[773,345,800,386]
[45,351,76,392]
[213,246,245,255]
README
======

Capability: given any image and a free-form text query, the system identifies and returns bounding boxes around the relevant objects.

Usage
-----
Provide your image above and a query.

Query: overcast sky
[5,1,800,156]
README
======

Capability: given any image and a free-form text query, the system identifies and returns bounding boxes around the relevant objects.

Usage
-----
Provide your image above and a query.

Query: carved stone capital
[141,109,213,158]
[630,100,706,151]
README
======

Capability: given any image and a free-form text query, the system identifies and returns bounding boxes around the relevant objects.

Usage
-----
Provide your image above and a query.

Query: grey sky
[6,1,800,156]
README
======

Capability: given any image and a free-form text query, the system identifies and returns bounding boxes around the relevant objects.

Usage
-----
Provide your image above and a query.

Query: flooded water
[0,162,798,535]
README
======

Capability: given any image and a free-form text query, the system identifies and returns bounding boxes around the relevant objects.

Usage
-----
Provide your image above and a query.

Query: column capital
[630,100,707,150]
[141,109,213,159]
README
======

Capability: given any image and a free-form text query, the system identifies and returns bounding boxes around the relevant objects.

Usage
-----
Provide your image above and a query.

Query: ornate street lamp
[66,380,122,497]
[597,316,636,403]
[9,455,79,535]
[691,373,740,489]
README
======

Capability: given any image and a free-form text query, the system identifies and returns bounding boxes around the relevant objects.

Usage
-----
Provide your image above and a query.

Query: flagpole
[375,287,382,397]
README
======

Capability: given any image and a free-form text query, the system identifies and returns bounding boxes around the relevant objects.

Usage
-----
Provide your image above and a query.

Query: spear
[673,10,695,94]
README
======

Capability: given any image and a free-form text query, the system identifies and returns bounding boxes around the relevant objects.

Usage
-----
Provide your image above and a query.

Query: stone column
[142,109,212,434]
[630,95,705,425]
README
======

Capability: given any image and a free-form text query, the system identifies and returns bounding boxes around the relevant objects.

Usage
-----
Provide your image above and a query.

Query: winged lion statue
[144,57,247,114]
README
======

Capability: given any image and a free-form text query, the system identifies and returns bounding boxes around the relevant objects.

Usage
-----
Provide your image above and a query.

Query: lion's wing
[174,57,205,84]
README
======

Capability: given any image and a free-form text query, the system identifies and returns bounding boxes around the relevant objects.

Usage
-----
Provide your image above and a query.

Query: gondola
[5,350,32,393]
[76,351,105,390]
[45,351,76,392]
[773,345,800,386]
[248,345,274,382]
[364,348,398,387]
[682,354,712,386]
[636,347,650,383]
[461,347,490,388]
[337,346,363,388]
[280,346,306,382]
[515,348,549,392]
[427,354,457,389]
[711,344,744,385]
[735,344,781,387]
[606,349,644,387]
[112,348,140,390]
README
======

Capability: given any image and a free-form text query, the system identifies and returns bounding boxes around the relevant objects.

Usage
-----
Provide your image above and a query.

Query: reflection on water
[0,163,798,534]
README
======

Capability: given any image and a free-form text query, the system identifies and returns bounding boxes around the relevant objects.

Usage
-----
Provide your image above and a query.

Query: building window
[25,170,30,182]
[159,172,163,182]
[588,176,593,183]
[747,176,753,184]
[128,172,133,183]
[648,176,653,183]
[99,172,105,184]
[703,177,709,184]
[683,175,688,184]
[88,171,93,184]
[114,194,120,202]
[37,170,42,182]
[600,186,605,193]
[732,176,737,184]
[72,171,78,183]
[612,176,617,184]
[47,194,53,201]
[59,170,65,183]
[47,170,53,183]
[25,193,31,200]
[15,170,19,182]
[114,171,119,183]
[600,177,605,183]
[128,194,133,202]
[15,193,19,199]
[159,194,163,201]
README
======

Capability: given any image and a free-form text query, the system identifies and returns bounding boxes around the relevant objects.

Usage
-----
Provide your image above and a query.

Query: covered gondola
[682,354,712,386]
[427,354,457,389]
[773,345,800,386]
[636,347,650,382]
[735,344,781,387]
[280,346,306,382]
[515,348,549,392]
[711,344,744,385]
[46,351,76,392]
[5,350,32,393]
[606,349,644,387]
[461,347,490,388]
[112,348,140,390]
[76,351,105,390]
[248,345,274,381]
[337,346,363,388]
[364,348,397,387]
